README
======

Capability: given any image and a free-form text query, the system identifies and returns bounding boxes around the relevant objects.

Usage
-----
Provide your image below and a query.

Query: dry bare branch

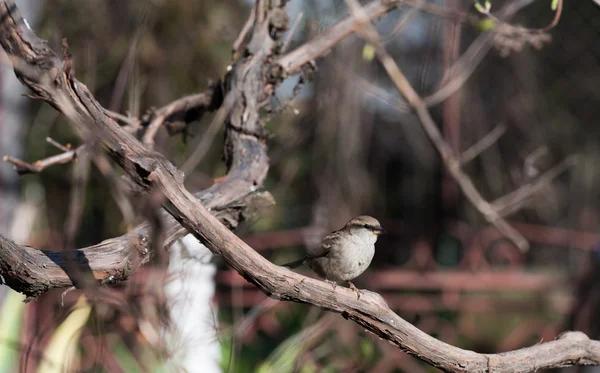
[493,155,578,217]
[460,123,507,164]
[180,90,236,175]
[281,12,304,53]
[0,0,271,298]
[3,144,84,175]
[276,0,401,75]
[0,1,597,372]
[142,87,221,148]
[102,108,141,131]
[232,2,256,60]
[423,0,551,107]
[344,0,530,251]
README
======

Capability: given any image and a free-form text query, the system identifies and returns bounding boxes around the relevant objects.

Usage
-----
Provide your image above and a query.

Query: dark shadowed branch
[142,87,222,148]
[0,1,597,372]
[0,0,270,297]
[341,0,572,253]
[3,140,84,175]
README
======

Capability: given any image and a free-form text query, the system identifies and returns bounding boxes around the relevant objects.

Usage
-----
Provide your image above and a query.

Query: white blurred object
[163,234,221,373]
[0,0,39,236]
[0,0,41,300]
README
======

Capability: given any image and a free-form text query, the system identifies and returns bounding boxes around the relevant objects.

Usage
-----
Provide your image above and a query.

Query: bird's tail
[281,257,306,269]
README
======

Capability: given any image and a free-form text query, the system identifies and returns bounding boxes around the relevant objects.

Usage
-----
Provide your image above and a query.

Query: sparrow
[282,215,385,299]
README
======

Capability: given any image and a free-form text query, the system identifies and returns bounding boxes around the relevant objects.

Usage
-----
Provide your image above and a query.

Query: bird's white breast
[325,230,376,281]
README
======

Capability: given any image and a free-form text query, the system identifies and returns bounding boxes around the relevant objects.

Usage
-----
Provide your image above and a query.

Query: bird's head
[344,215,386,236]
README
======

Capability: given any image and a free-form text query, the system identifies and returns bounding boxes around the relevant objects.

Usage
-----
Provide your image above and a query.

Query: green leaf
[299,363,317,373]
[551,0,559,11]
[38,296,92,373]
[474,0,492,13]
[477,18,497,31]
[0,290,25,373]
[362,44,376,62]
[360,338,376,360]
[111,336,145,373]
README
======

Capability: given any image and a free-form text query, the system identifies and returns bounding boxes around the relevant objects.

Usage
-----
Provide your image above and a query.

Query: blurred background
[1,0,600,372]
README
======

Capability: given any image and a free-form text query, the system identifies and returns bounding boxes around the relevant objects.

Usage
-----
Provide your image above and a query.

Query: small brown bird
[283,215,385,299]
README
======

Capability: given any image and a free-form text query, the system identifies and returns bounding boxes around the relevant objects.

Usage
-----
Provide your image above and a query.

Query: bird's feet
[325,279,337,292]
[347,281,361,300]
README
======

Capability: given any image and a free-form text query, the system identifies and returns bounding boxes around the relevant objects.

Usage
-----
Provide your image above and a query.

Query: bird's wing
[306,230,343,259]
[281,231,341,269]
[281,257,307,269]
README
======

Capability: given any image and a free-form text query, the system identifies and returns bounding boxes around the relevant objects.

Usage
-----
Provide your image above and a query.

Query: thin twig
[108,2,156,112]
[524,146,549,179]
[93,154,136,227]
[344,0,530,251]
[46,136,71,152]
[102,108,140,131]
[233,298,279,341]
[281,12,304,53]
[404,0,470,21]
[277,1,398,75]
[64,146,91,250]
[276,0,539,114]
[3,146,83,175]
[233,3,256,61]
[493,155,578,217]
[473,0,563,33]
[336,63,411,113]
[1,1,600,372]
[142,91,215,148]
[276,0,532,77]
[381,1,420,43]
[180,91,236,176]
[460,123,507,164]
[424,0,548,106]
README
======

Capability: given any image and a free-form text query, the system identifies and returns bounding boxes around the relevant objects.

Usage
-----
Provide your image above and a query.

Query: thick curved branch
[344,0,533,251]
[142,88,220,147]
[0,0,270,298]
[0,231,149,298]
[1,1,599,372]
[277,0,401,75]
[0,189,271,299]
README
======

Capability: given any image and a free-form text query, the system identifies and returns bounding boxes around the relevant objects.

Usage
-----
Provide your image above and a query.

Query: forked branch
[0,1,596,372]
[341,0,572,252]
[3,138,84,175]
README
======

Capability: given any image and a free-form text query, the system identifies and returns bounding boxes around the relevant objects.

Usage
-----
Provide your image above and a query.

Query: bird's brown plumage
[282,215,384,298]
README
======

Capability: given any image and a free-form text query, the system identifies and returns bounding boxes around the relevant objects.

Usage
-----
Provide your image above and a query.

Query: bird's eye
[363,224,370,229]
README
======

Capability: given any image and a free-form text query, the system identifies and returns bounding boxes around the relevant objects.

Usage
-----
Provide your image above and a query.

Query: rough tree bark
[0,1,598,372]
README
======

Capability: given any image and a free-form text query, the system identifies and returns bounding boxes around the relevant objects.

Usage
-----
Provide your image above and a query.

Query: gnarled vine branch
[0,1,597,372]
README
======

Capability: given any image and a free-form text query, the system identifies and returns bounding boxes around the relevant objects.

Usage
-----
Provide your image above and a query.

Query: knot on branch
[61,38,74,79]
[214,191,275,229]
[228,123,272,140]
[269,8,289,40]
[134,233,151,257]
[558,331,591,342]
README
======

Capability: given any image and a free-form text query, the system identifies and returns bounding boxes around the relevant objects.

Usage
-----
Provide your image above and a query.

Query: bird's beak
[374,226,386,235]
